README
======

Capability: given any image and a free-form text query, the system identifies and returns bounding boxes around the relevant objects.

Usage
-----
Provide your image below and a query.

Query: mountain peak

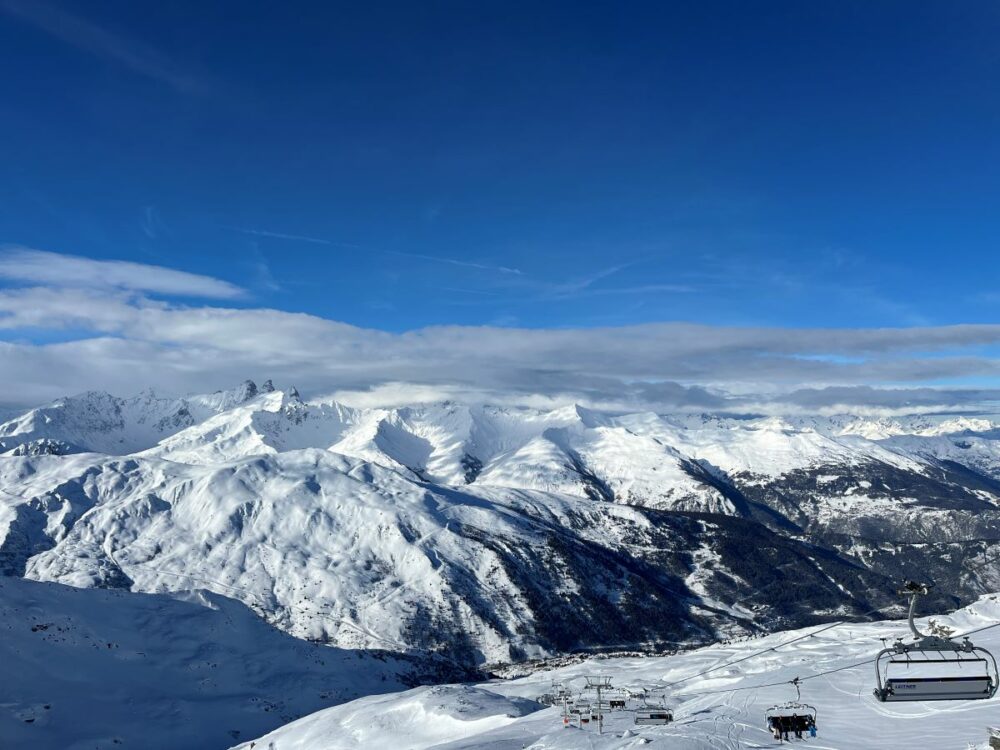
[235,379,259,401]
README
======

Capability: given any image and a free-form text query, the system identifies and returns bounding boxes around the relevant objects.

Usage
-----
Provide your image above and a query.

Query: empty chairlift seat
[881,675,994,701]
[635,705,673,725]
[873,582,999,703]
[874,638,999,702]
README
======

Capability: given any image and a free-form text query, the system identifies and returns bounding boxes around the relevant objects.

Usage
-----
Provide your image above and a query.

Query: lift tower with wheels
[584,676,612,734]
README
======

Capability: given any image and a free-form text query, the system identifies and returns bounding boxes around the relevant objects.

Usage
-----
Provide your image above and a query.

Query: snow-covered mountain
[0,380,273,456]
[4,381,1000,671]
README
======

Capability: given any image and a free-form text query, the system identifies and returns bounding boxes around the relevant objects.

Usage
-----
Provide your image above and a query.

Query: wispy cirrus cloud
[140,206,169,241]
[517,261,694,300]
[389,251,524,275]
[562,282,695,297]
[541,262,632,297]
[227,227,358,247]
[225,228,523,278]
[0,248,244,299]
[0,0,212,95]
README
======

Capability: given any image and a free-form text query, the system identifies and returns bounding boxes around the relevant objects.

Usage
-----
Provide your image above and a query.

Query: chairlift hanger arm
[901,581,933,639]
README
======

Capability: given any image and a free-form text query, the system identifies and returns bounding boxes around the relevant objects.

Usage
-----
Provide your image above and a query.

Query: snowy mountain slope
[226,685,542,750]
[0,449,896,666]
[5,382,1000,670]
[236,594,1000,750]
[129,389,992,521]
[832,414,1000,441]
[4,382,995,485]
[11,380,989,510]
[0,380,271,457]
[0,576,454,750]
[141,390,365,465]
[881,431,1000,483]
[473,416,725,511]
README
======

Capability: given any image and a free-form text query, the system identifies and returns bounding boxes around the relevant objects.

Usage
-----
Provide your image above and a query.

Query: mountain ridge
[3,380,1000,668]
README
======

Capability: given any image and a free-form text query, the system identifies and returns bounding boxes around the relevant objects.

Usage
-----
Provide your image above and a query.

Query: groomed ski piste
[235,594,1000,750]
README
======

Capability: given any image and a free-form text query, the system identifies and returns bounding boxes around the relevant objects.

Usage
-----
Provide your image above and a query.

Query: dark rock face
[461,454,483,484]
[384,492,900,664]
[154,406,195,434]
[8,439,76,457]
[236,380,259,401]
[387,514,888,665]
[663,458,1000,612]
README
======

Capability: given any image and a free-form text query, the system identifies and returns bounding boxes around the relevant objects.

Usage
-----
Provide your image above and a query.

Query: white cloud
[0,248,244,299]
[0,251,998,414]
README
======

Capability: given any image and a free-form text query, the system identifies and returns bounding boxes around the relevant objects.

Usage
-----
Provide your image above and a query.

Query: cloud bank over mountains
[0,248,997,414]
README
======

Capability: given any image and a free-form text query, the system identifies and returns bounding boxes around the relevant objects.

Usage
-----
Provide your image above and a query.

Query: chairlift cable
[679,619,1000,700]
[678,657,880,698]
[662,603,901,690]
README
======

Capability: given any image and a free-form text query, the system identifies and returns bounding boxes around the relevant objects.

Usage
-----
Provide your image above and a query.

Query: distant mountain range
[3,380,1000,669]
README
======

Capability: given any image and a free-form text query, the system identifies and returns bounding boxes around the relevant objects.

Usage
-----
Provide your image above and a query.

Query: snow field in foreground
[238,594,1000,749]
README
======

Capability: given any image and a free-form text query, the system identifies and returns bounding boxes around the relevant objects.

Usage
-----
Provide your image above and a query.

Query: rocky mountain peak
[235,379,259,401]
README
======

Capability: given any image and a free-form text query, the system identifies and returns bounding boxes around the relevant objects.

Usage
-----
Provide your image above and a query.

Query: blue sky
[0,1,999,409]
[1,0,998,332]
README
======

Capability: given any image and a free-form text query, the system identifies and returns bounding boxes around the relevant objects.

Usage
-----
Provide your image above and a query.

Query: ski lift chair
[634,697,673,726]
[634,708,673,725]
[873,583,999,702]
[765,678,817,730]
